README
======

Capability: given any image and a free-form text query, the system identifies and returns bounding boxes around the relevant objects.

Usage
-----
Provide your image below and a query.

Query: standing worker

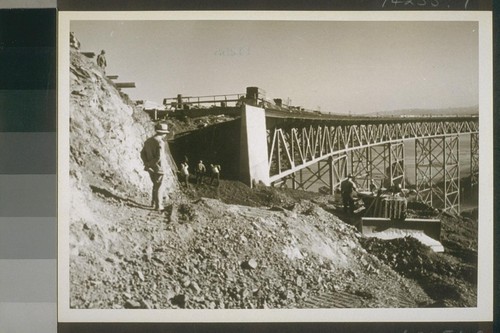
[369,179,377,193]
[140,123,170,211]
[340,174,357,214]
[195,160,206,184]
[210,164,221,186]
[96,50,107,74]
[180,161,190,187]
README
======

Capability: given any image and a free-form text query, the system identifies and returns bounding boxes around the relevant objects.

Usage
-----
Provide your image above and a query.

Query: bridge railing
[163,93,246,110]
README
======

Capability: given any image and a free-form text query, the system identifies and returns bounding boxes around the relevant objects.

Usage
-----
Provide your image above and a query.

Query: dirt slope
[69,193,432,309]
[69,49,178,220]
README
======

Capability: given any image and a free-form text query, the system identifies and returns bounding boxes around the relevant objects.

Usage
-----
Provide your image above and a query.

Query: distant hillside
[367,106,478,117]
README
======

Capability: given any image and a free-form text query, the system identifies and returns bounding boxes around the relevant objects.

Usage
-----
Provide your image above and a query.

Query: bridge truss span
[266,115,478,213]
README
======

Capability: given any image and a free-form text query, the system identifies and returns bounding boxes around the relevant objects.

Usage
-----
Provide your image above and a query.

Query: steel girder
[268,118,477,182]
[415,135,460,214]
[267,119,476,209]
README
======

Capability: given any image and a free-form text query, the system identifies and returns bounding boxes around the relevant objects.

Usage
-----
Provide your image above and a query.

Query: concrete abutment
[239,105,270,187]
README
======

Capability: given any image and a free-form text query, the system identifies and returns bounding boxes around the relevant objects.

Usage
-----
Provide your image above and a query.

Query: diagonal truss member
[350,147,370,189]
[415,135,460,214]
[369,144,388,188]
[388,141,405,189]
[274,154,349,194]
[351,142,404,190]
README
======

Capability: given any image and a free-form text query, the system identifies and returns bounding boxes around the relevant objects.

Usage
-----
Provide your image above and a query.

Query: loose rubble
[359,233,477,307]
[70,195,433,309]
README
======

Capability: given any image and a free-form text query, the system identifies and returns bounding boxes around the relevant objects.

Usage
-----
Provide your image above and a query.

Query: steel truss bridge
[265,113,479,214]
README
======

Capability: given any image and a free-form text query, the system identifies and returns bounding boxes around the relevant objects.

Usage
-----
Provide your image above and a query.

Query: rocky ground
[69,176,478,309]
[70,184,435,309]
[67,41,478,310]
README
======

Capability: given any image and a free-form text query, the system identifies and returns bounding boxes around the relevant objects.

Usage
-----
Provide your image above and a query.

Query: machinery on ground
[354,183,443,252]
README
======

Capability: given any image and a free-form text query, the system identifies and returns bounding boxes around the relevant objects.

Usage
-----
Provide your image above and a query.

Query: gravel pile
[359,235,477,307]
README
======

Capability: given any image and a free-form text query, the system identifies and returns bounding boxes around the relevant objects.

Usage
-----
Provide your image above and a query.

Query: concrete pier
[239,105,270,187]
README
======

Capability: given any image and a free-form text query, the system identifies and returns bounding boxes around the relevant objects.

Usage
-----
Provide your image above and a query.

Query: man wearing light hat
[141,123,170,211]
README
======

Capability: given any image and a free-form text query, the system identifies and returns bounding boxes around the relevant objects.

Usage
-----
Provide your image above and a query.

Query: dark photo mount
[51,1,495,333]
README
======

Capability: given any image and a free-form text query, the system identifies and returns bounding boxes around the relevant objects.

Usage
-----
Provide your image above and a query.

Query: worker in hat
[140,123,170,211]
[340,174,357,214]
[96,49,107,74]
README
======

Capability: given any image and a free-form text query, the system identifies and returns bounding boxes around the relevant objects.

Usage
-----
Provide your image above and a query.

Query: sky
[70,19,478,114]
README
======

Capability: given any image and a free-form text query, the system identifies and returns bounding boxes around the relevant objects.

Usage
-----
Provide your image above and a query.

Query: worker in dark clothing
[391,182,404,197]
[369,179,377,193]
[97,50,107,74]
[140,123,169,211]
[340,174,357,214]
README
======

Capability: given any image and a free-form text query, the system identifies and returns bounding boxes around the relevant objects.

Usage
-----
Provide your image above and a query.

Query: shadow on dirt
[89,185,151,209]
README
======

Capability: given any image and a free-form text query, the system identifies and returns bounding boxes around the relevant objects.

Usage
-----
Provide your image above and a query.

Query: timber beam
[115,82,136,89]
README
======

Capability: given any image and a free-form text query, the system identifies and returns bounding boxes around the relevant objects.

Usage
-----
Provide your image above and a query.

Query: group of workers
[141,122,222,211]
[179,159,221,188]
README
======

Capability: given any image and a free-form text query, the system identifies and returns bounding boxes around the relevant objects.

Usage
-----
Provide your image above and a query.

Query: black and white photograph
[58,11,493,322]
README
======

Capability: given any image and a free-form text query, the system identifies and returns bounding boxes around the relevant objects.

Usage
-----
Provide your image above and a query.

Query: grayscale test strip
[0,3,57,333]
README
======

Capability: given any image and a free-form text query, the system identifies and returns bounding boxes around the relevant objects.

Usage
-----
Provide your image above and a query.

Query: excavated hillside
[69,49,178,219]
[68,48,477,310]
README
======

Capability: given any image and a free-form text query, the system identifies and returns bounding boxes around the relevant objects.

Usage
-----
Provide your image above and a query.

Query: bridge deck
[265,108,478,125]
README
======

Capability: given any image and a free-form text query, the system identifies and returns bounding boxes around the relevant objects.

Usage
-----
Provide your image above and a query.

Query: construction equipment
[359,189,443,252]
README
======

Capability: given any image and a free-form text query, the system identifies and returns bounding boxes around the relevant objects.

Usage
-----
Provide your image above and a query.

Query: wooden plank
[115,82,136,88]
[81,52,95,58]
[361,217,439,223]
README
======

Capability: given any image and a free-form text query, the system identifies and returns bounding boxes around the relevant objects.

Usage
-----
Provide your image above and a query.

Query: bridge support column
[388,141,405,189]
[350,147,370,189]
[415,136,460,213]
[444,135,460,214]
[415,138,433,207]
[369,144,389,189]
[240,105,270,187]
